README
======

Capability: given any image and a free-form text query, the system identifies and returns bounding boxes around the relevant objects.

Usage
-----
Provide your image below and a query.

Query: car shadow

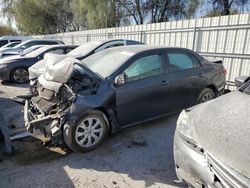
[0,102,184,187]
[65,114,184,187]
[1,80,29,88]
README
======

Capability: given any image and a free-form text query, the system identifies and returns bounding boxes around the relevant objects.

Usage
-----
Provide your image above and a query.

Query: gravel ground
[0,81,184,188]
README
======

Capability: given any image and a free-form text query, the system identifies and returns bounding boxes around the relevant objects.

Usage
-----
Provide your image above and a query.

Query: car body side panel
[169,67,207,110]
[116,73,171,126]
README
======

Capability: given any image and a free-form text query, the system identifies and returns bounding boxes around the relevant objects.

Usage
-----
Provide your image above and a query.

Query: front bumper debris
[174,132,216,187]
[24,100,64,145]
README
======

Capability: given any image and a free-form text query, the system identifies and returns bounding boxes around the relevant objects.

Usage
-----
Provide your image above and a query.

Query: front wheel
[10,67,29,84]
[197,88,216,103]
[63,110,109,152]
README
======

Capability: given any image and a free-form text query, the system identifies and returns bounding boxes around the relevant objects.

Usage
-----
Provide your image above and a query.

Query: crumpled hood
[188,91,250,178]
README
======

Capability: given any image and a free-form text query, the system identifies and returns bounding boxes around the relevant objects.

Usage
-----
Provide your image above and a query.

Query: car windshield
[81,49,134,78]
[68,41,103,57]
[25,47,47,57]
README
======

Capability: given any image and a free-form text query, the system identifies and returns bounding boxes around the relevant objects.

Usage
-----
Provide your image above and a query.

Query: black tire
[197,88,216,103]
[10,67,29,84]
[63,110,109,152]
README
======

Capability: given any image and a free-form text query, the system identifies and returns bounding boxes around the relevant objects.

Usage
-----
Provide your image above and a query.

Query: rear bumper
[174,132,218,187]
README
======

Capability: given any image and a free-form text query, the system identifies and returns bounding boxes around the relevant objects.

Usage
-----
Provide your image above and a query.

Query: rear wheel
[10,67,29,84]
[63,110,109,152]
[197,88,216,103]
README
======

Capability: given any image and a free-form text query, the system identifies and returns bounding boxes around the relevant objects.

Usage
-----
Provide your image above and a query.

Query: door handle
[160,80,169,86]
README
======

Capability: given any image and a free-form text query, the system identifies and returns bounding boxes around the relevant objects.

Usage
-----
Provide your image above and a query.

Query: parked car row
[0,35,32,48]
[0,39,64,59]
[0,45,77,83]
[4,37,249,187]
[0,39,144,83]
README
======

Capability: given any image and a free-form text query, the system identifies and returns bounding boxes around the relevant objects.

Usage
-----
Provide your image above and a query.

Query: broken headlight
[176,110,193,141]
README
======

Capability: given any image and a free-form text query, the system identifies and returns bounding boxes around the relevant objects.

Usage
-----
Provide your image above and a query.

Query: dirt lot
[0,81,184,188]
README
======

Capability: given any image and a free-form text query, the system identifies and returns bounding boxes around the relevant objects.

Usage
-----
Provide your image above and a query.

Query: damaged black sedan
[24,46,226,152]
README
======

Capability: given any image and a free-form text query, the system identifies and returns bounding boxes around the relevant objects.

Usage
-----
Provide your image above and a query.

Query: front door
[116,51,171,126]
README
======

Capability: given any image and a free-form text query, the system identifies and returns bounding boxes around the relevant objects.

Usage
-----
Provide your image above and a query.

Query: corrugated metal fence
[38,13,250,89]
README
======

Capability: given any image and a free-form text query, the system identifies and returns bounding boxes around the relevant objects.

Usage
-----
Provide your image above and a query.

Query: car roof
[104,45,193,54]
[42,44,78,50]
[22,39,63,43]
[94,39,142,43]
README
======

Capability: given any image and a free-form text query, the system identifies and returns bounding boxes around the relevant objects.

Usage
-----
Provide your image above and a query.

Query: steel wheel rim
[201,92,214,102]
[13,69,29,83]
[75,117,104,147]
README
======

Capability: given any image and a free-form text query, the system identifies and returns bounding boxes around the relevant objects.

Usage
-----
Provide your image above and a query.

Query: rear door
[166,49,206,111]
[116,50,172,126]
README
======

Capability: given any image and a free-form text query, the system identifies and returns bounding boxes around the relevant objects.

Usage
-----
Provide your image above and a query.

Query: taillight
[223,68,227,76]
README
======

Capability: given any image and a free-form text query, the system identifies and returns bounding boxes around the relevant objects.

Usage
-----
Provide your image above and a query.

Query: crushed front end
[23,56,100,146]
[24,84,75,145]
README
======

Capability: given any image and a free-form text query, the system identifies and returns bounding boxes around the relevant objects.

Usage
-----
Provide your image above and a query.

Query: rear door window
[167,52,200,72]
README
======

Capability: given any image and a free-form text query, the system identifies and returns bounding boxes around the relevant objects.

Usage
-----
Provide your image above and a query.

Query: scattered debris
[112,142,122,149]
[173,180,183,184]
[131,138,147,147]
[10,131,31,141]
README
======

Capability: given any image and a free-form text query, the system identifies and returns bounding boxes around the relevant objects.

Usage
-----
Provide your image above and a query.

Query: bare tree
[210,0,248,15]
[118,0,149,24]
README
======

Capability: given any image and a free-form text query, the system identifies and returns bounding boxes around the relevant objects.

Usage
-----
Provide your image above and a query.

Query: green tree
[70,0,88,31]
[82,0,122,29]
[0,25,16,36]
[7,0,74,34]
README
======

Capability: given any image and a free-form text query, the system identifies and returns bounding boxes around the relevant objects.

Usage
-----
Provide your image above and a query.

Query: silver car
[174,76,250,187]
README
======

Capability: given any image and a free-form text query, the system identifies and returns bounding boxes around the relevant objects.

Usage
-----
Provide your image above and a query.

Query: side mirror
[235,76,250,88]
[114,74,125,86]
[21,45,26,49]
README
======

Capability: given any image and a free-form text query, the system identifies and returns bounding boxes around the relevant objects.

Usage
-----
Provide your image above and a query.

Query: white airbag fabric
[38,53,80,92]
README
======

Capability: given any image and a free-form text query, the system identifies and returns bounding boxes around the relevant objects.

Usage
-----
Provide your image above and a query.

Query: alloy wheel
[12,68,29,83]
[75,117,104,148]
